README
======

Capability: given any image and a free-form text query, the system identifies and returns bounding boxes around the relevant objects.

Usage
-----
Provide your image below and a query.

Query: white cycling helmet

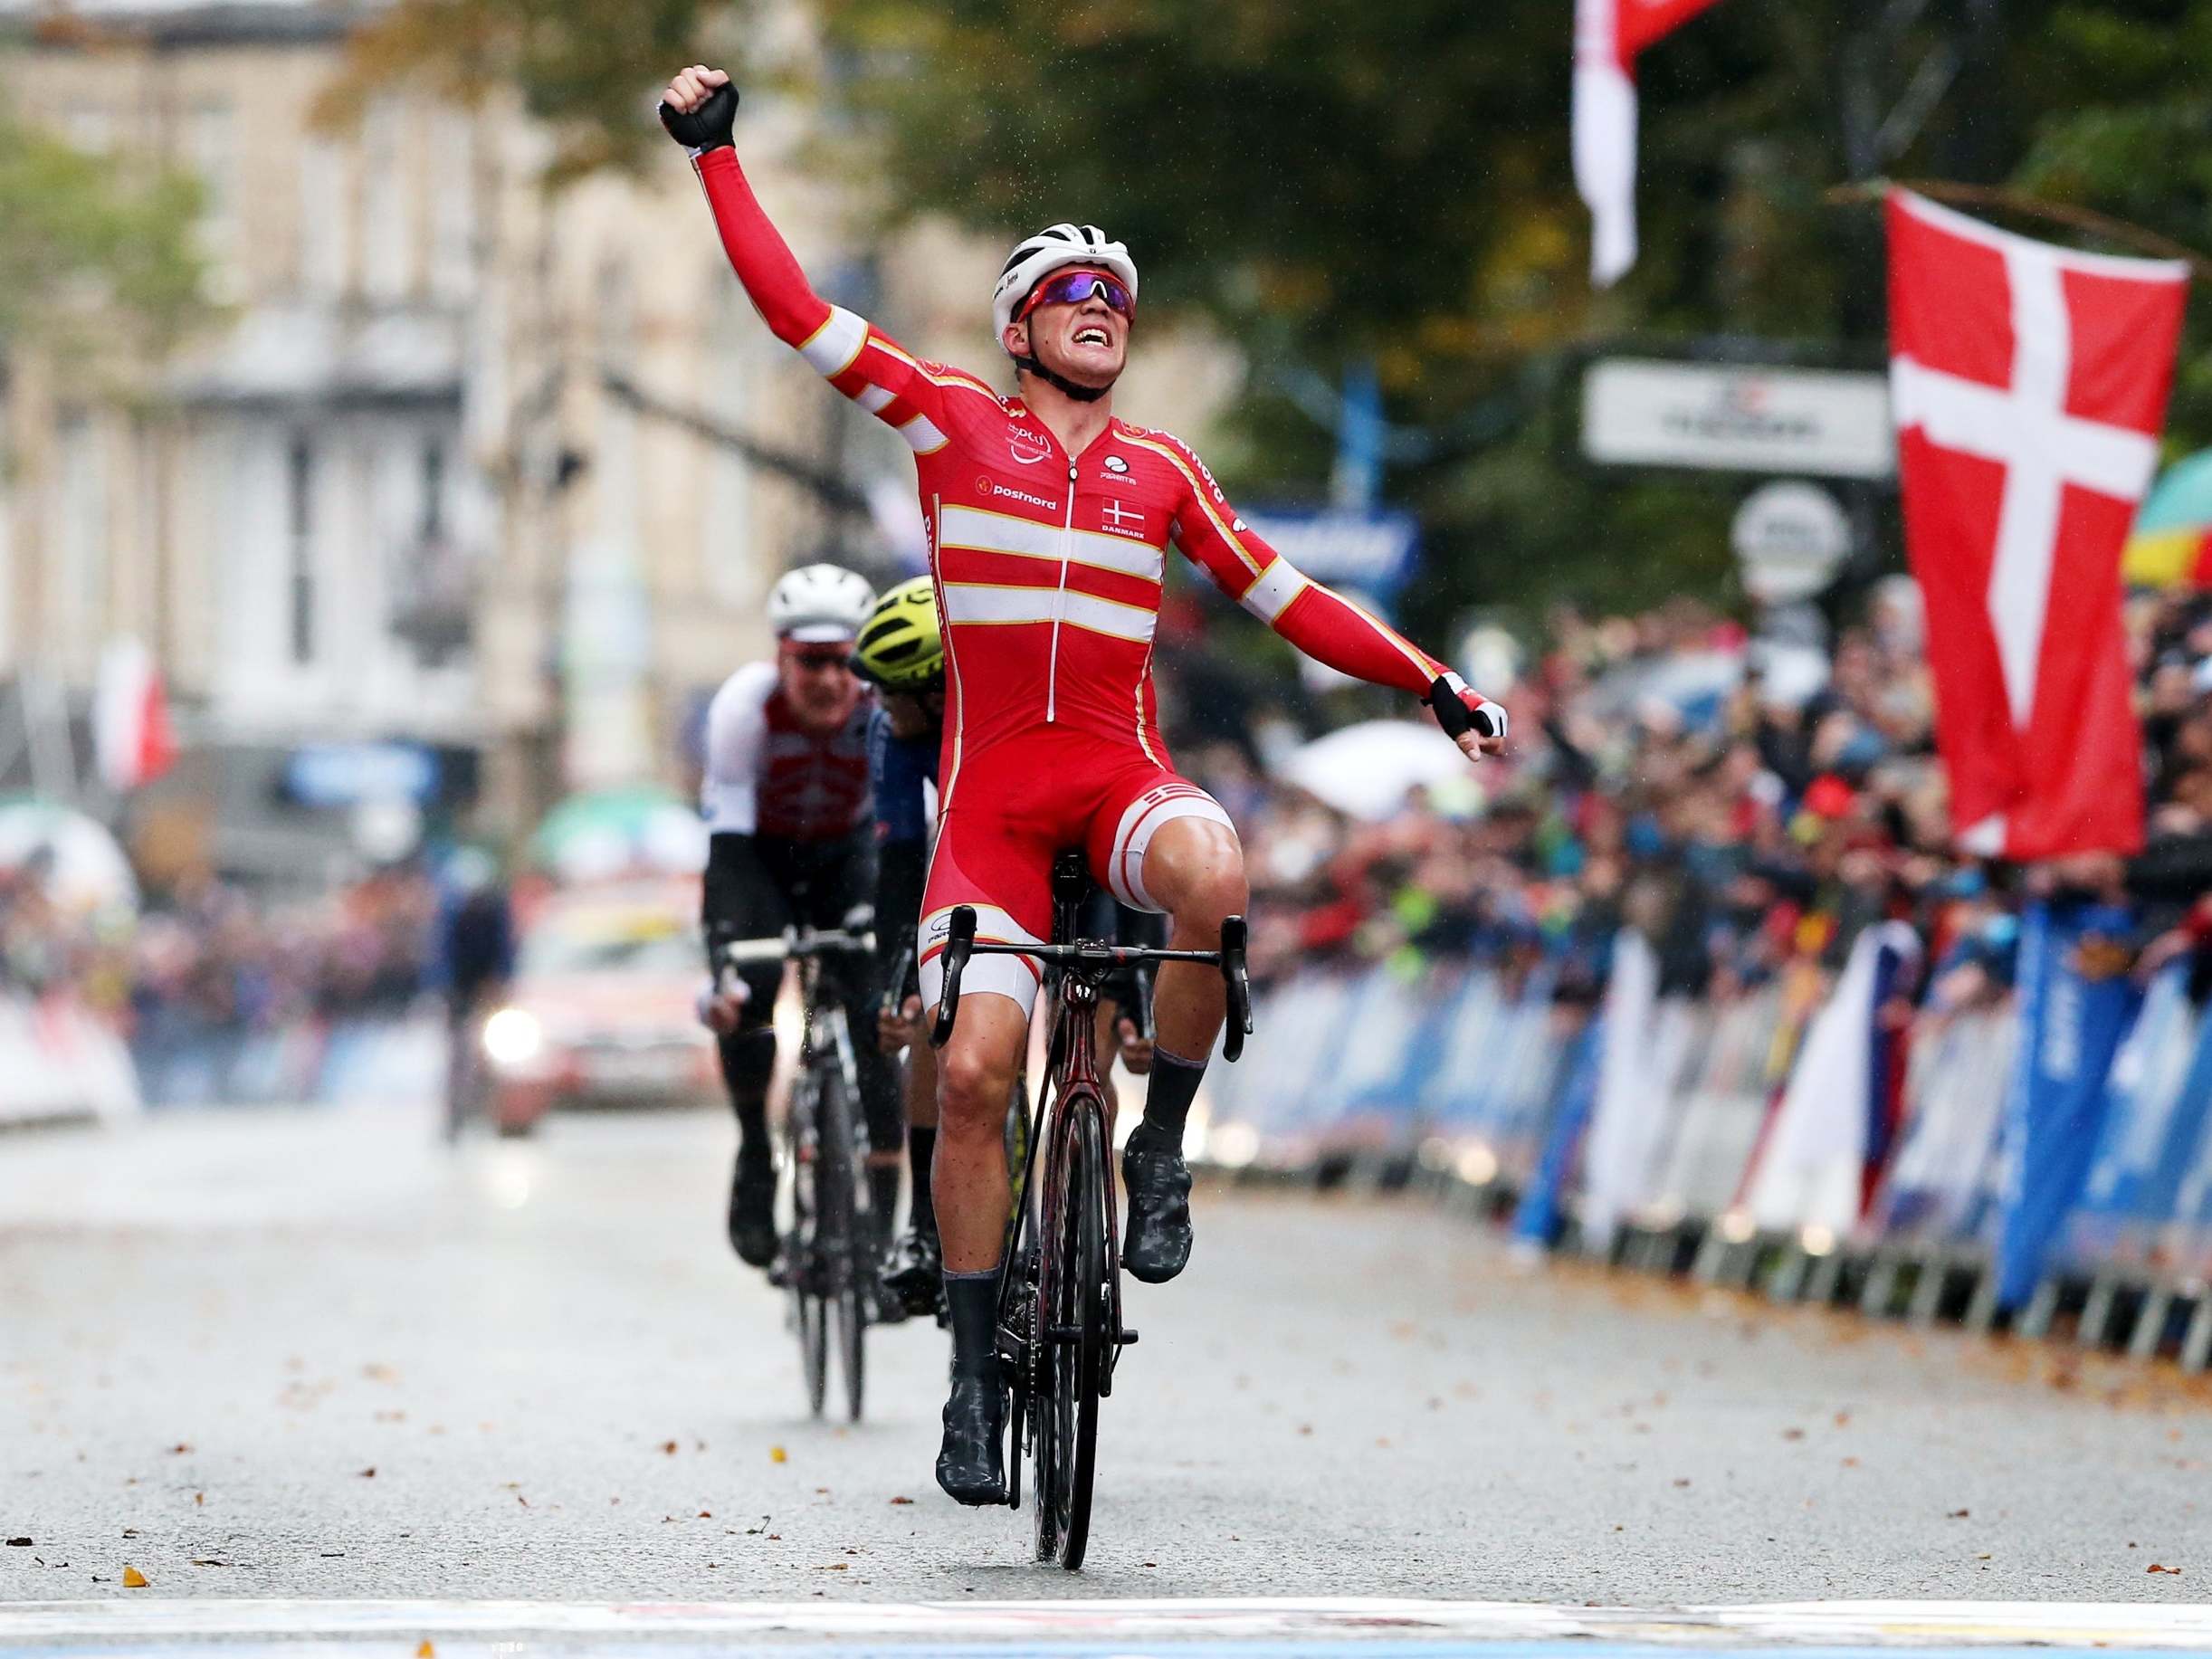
[991,224,1139,346]
[768,563,874,643]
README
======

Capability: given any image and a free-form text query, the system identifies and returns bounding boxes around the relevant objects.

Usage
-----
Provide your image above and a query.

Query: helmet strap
[1011,353,1112,405]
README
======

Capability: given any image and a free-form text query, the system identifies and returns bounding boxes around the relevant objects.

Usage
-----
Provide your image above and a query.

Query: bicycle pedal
[1116,1328,1139,1345]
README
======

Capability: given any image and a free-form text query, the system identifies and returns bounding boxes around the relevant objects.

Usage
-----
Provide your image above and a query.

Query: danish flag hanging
[1887,188,2188,860]
[1573,0,1724,286]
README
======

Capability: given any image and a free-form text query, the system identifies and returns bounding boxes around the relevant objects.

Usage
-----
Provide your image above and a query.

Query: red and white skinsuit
[691,148,1459,1013]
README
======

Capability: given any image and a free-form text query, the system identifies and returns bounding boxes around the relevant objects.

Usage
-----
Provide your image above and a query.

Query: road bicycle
[930,852,1253,1568]
[720,920,878,1422]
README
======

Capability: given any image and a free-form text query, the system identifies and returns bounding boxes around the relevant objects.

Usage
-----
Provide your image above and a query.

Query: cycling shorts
[917,730,1235,1016]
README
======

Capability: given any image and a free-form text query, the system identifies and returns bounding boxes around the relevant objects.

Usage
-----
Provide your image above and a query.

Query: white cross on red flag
[1573,0,1725,285]
[1887,189,2188,861]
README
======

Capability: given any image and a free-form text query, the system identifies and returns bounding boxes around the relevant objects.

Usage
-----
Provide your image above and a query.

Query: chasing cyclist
[662,67,1506,1503]
[847,577,952,1313]
[698,563,907,1311]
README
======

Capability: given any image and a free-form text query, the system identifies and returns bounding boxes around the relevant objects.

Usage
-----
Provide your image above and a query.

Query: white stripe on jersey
[939,503,1164,584]
[898,412,949,453]
[799,305,869,378]
[1238,558,1310,623]
[941,583,1157,644]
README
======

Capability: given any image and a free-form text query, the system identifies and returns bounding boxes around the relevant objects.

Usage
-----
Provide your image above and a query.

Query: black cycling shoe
[882,1225,945,1320]
[726,1151,778,1268]
[1120,1126,1194,1284]
[935,1372,1007,1505]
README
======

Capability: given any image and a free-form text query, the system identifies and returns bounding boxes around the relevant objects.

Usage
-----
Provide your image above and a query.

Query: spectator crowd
[1218,579,2212,1021]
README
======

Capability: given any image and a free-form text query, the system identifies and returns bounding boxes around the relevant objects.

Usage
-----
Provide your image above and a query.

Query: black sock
[868,1164,901,1248]
[943,1266,1000,1379]
[720,1027,776,1160]
[1137,1046,1206,1147]
[908,1127,938,1234]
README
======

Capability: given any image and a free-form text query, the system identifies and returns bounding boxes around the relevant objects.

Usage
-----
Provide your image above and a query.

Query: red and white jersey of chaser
[690,148,1449,787]
[701,662,873,843]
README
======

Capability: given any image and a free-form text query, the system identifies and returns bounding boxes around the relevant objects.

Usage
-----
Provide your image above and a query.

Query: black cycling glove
[659,80,739,153]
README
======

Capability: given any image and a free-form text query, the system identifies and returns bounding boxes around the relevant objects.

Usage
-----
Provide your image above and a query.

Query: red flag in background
[1573,0,1724,286]
[94,637,176,793]
[1887,189,2188,860]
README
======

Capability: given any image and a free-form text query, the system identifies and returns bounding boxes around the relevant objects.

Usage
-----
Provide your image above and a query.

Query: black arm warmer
[873,839,928,1003]
[702,832,774,971]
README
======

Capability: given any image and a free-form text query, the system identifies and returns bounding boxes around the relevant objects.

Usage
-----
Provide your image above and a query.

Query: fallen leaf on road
[194,1492,204,1506]
[168,1444,191,1454]
[1834,1410,1853,1427]
[697,1510,711,1519]
[770,1446,787,1464]
[358,1468,377,1479]
[661,1441,679,1455]
[189,1559,226,1568]
[1673,1479,1692,1488]
[120,1530,138,1539]
[1948,1509,1969,1520]
[889,1497,912,1506]
[362,1364,398,1384]
[817,1562,849,1571]
[1841,1457,1860,1468]
[5,1539,29,1547]
[416,1642,436,1658]
[517,1496,529,1508]
[1781,1428,1806,1441]
[1296,1425,1312,1436]
[121,1566,148,1587]
[1141,1560,1158,1568]
[2150,1564,2183,1574]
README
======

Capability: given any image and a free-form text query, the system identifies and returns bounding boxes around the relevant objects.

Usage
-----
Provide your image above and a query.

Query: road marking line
[4,1598,2212,1649]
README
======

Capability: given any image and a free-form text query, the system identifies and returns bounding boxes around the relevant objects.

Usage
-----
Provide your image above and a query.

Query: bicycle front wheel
[1034,1092,1106,1569]
[816,1058,868,1425]
[787,1069,829,1418]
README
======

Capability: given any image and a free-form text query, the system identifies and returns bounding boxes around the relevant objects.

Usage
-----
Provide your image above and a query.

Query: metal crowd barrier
[1200,953,2212,1368]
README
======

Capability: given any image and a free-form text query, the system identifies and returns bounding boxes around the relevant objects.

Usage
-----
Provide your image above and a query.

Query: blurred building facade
[0,0,1238,889]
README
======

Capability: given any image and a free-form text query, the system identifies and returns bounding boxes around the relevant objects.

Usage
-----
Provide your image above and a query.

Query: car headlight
[481,1006,545,1070]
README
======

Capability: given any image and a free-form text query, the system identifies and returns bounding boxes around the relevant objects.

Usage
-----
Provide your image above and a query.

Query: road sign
[1584,358,1895,478]
[1731,481,1853,604]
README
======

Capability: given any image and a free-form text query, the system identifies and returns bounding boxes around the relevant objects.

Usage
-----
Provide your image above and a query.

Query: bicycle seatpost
[929,906,977,1049]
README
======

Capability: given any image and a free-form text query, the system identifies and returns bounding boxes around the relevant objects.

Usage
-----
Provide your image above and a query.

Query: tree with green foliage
[0,105,206,360]
[321,0,2212,625]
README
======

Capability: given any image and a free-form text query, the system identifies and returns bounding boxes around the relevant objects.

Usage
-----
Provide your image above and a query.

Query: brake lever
[1218,913,1253,1063]
[929,906,977,1050]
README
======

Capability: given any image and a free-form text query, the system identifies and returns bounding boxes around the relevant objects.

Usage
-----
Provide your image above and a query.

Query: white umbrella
[1272,720,1472,822]
[0,798,138,915]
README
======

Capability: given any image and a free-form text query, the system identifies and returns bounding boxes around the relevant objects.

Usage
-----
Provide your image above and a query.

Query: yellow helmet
[850,576,944,691]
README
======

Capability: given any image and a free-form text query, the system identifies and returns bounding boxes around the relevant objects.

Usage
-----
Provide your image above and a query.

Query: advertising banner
[1994,902,2146,1308]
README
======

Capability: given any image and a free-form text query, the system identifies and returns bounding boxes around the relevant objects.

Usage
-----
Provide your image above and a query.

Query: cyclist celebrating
[698,562,907,1298]
[855,576,1163,1320]
[663,67,1506,1504]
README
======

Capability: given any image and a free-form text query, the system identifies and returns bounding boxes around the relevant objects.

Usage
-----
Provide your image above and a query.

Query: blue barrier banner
[1868,1008,2017,1244]
[2062,966,2202,1268]
[1511,1015,1603,1247]
[1995,901,2145,1309]
[2150,1008,2212,1273]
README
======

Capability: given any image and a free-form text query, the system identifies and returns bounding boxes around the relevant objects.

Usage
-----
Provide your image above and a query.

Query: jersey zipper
[1044,461,1078,724]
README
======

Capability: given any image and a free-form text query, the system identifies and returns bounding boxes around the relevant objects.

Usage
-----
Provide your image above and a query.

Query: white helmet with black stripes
[991,224,1139,345]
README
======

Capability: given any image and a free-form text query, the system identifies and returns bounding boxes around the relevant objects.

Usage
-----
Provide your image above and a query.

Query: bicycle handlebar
[719,926,874,971]
[929,906,1255,1061]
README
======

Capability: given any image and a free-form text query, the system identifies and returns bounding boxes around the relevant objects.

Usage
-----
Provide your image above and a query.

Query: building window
[56,415,107,662]
[420,440,446,541]
[189,100,240,300]
[360,100,409,301]
[300,139,349,298]
[288,436,315,664]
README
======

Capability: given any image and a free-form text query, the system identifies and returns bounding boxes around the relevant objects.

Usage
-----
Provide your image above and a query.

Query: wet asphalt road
[4,1101,2209,1607]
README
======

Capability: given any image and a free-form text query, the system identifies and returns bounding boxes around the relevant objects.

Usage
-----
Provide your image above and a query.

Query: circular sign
[1731,482,1852,605]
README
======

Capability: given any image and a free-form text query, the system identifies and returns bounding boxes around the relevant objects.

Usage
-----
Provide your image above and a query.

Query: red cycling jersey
[691,147,1461,1009]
